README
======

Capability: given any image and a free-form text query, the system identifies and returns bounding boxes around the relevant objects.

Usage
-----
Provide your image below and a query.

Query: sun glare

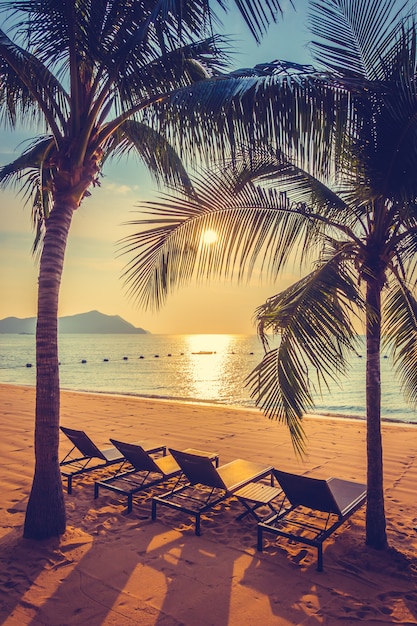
[202,229,218,245]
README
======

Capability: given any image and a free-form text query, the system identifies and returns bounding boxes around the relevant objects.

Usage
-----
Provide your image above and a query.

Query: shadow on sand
[1,490,417,625]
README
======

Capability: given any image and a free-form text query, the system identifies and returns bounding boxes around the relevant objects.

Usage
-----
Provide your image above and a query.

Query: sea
[1,333,416,425]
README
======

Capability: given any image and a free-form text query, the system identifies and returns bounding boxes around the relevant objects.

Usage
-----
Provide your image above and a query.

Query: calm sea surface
[1,333,416,424]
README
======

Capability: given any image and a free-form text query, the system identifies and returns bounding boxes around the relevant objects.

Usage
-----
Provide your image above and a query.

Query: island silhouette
[0,310,149,334]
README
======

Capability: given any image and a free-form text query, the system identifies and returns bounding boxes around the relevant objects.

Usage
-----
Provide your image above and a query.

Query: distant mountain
[0,310,150,334]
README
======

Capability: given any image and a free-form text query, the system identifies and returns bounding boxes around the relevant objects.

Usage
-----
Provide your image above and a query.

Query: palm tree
[0,0,295,539]
[121,0,417,550]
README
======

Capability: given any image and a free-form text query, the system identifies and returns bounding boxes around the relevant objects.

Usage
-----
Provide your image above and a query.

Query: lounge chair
[94,440,220,513]
[60,426,166,494]
[152,448,273,535]
[257,469,367,571]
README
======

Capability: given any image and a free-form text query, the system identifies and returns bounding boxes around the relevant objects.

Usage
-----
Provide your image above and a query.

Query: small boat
[191,351,216,355]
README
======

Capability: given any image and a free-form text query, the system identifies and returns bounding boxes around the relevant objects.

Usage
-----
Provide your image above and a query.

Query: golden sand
[0,383,416,625]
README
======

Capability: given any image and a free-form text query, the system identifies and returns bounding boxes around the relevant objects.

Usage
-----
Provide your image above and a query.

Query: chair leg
[195,514,201,536]
[151,498,157,521]
[127,494,133,514]
[317,545,323,572]
[94,483,99,499]
[257,526,264,551]
[67,476,72,495]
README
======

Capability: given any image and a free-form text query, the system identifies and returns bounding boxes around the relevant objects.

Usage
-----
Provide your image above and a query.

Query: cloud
[103,182,133,195]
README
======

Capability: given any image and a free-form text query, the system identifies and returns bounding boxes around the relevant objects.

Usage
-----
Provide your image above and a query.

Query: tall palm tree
[0,0,294,540]
[121,0,417,550]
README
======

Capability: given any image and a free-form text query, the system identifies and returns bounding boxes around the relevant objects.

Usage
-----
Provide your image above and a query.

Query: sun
[202,229,218,245]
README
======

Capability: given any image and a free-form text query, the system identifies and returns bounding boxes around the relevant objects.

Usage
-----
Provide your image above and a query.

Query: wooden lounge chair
[60,426,166,494]
[152,448,273,535]
[94,440,220,513]
[257,469,367,571]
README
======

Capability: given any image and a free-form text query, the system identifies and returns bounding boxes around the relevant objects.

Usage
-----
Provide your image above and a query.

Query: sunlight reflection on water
[182,334,257,403]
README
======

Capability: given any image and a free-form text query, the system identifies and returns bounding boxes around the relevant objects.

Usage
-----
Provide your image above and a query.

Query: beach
[0,383,417,625]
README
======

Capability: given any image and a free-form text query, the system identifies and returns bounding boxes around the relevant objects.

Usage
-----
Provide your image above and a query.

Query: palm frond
[228,0,293,43]
[0,136,56,251]
[149,61,356,179]
[0,135,55,189]
[4,0,289,76]
[107,120,194,193]
[247,347,308,455]
[308,0,409,79]
[119,153,323,309]
[0,28,68,133]
[373,28,417,202]
[383,279,417,405]
[246,252,362,453]
[384,209,417,277]
[114,35,232,118]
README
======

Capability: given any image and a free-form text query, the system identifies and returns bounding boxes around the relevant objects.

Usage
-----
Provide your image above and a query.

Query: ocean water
[1,333,416,424]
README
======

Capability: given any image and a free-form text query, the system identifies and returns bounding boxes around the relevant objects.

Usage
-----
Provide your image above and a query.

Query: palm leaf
[119,153,320,309]
[246,252,362,453]
[0,136,56,251]
[107,120,194,193]
[383,279,417,405]
[149,61,357,178]
[0,28,68,132]
[247,347,309,454]
[308,0,408,79]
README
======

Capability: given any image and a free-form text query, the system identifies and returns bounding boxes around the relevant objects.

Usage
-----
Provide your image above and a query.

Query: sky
[0,0,312,335]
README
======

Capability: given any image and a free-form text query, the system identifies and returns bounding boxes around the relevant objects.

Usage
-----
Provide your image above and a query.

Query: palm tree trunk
[365,276,387,549]
[23,199,74,539]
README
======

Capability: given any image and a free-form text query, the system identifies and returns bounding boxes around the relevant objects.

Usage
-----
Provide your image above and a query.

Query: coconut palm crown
[121,0,417,550]
[0,0,294,539]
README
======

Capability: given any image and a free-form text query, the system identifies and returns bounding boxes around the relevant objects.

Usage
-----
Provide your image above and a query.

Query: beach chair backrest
[273,469,340,515]
[110,439,160,473]
[326,477,367,517]
[61,426,106,461]
[169,449,226,489]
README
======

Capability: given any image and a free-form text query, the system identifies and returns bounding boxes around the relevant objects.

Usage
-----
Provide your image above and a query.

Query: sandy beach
[0,383,416,625]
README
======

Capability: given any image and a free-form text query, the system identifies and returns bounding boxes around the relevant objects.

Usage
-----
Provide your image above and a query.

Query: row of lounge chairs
[59,426,367,571]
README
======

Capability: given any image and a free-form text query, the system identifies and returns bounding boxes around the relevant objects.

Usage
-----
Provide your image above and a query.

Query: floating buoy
[103,358,109,362]
[249,352,254,355]
[26,363,32,368]
[81,359,87,364]
[139,355,144,359]
[123,356,128,360]
[167,353,172,357]
[154,354,159,358]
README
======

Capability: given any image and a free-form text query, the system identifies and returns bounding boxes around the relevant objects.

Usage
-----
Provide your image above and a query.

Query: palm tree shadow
[151,533,234,626]
[240,538,417,624]
[0,491,241,626]
[0,485,334,626]
[3,489,417,626]
[0,525,70,623]
[31,517,238,625]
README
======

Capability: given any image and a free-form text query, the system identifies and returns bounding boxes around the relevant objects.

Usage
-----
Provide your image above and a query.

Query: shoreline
[3,381,417,427]
[1,383,417,624]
